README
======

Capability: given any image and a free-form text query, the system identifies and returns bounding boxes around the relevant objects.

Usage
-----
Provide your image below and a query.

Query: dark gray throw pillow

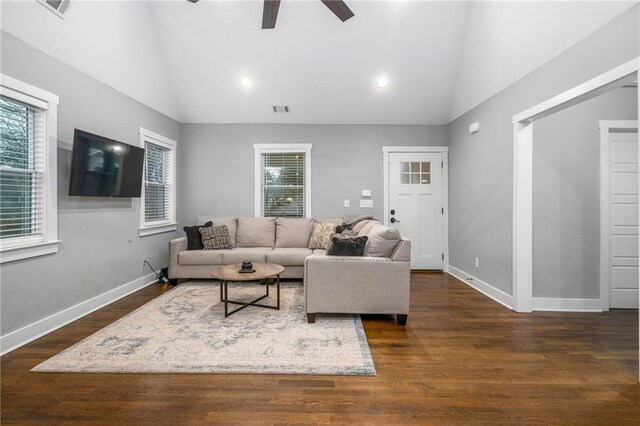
[183,221,213,250]
[326,235,368,256]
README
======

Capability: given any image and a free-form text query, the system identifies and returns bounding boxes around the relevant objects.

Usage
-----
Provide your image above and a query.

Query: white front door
[388,152,444,269]
[607,131,639,309]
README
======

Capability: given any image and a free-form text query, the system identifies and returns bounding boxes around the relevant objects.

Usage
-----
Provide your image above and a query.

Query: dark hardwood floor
[2,272,639,424]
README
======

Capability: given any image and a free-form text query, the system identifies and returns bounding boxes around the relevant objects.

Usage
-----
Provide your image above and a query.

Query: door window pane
[400,161,431,185]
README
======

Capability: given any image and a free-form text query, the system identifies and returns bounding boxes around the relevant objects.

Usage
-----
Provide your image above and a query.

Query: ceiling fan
[186,0,355,29]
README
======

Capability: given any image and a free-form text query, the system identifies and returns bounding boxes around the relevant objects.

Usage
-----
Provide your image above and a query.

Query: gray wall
[0,33,181,336]
[178,124,447,228]
[533,87,637,298]
[448,6,639,296]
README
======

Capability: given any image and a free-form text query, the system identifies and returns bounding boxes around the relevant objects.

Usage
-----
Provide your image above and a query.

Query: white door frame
[382,146,449,271]
[511,57,640,314]
[599,120,639,311]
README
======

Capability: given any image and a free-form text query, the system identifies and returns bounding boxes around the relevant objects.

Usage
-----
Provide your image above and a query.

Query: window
[139,128,177,236]
[0,75,59,263]
[400,161,431,185]
[254,144,312,218]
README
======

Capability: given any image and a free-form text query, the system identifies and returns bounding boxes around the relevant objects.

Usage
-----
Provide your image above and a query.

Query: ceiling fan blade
[320,0,354,22]
[262,0,281,29]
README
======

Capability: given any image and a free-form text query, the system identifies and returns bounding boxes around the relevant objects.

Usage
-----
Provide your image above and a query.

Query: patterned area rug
[32,281,375,375]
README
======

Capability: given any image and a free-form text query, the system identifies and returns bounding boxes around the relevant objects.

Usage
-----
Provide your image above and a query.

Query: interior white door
[608,131,639,309]
[388,152,443,269]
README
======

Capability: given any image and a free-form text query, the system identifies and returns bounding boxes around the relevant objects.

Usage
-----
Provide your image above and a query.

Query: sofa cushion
[308,222,337,249]
[267,248,313,266]
[183,221,212,250]
[221,247,272,265]
[275,218,314,248]
[236,217,276,248]
[357,220,379,237]
[327,235,368,256]
[179,249,225,266]
[200,225,232,250]
[312,249,327,256]
[364,224,402,257]
[198,217,238,248]
[314,217,343,225]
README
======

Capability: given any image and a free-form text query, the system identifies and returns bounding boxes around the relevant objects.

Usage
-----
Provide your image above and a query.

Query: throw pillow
[183,221,213,250]
[308,222,337,249]
[364,224,402,257]
[199,225,232,250]
[326,235,368,256]
[351,219,371,234]
[357,220,379,237]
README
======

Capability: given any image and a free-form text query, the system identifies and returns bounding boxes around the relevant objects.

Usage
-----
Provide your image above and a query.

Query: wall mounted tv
[68,129,145,197]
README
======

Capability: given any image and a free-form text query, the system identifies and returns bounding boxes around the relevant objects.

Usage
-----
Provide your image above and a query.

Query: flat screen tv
[69,129,145,197]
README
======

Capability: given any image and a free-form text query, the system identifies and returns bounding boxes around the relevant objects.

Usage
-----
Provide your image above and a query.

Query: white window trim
[138,127,177,237]
[253,143,312,218]
[0,74,59,263]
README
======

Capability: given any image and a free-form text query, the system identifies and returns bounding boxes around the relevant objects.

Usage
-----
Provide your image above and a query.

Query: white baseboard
[532,297,602,312]
[0,273,157,356]
[447,266,514,310]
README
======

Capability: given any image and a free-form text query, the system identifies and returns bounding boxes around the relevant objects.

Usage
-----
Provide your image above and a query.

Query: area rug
[32,281,375,375]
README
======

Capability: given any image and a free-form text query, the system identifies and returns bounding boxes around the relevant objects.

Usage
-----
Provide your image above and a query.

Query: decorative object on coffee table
[239,261,254,273]
[211,263,285,317]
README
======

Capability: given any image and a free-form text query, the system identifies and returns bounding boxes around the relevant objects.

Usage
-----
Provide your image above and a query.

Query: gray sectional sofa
[168,216,411,324]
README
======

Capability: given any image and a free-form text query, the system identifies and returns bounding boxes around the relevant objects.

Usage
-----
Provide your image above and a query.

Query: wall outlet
[142,257,147,266]
[344,199,350,207]
[474,257,480,268]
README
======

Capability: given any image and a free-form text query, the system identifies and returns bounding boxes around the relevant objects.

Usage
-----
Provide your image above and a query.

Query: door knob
[390,218,400,223]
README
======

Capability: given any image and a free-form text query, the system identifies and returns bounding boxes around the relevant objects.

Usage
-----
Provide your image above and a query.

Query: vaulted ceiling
[1,1,635,124]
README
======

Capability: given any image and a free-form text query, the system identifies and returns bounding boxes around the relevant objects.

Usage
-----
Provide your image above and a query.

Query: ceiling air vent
[272,106,290,113]
[37,0,70,19]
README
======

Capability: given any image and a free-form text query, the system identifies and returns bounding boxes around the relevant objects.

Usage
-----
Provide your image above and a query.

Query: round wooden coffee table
[210,263,285,317]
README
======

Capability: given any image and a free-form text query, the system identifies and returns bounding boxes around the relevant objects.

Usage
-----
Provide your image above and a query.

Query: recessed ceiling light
[377,77,389,88]
[241,78,252,87]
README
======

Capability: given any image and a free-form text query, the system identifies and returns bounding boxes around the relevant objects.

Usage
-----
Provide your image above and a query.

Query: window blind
[0,96,46,240]
[260,152,305,218]
[144,141,171,223]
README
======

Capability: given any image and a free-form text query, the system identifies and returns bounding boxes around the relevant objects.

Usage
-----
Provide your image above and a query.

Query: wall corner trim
[0,273,157,356]
[447,266,514,310]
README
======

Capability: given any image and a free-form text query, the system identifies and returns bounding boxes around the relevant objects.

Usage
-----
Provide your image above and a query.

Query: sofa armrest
[168,237,188,279]
[304,255,410,315]
[391,238,411,262]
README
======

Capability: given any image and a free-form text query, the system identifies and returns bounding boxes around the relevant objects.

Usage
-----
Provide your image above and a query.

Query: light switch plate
[361,189,372,197]
[359,199,373,208]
